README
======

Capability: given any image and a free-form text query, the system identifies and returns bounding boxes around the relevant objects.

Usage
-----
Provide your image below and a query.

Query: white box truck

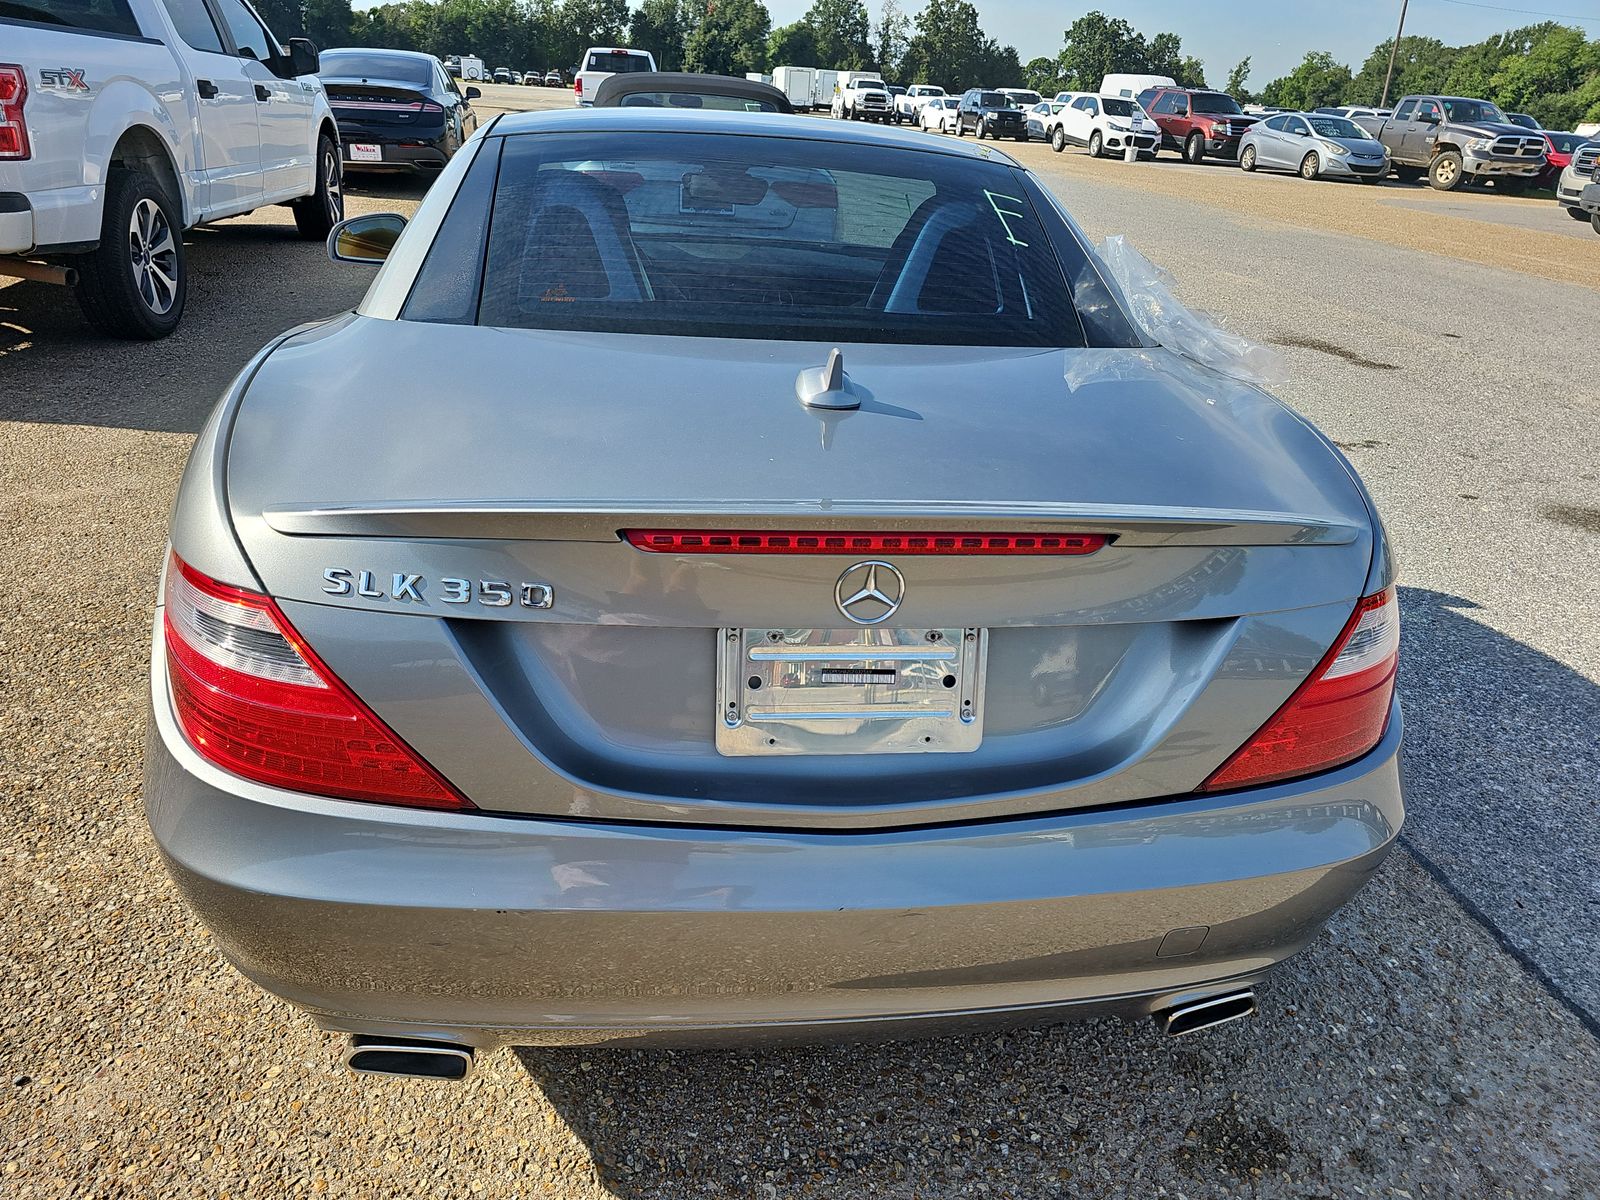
[773,66,817,111]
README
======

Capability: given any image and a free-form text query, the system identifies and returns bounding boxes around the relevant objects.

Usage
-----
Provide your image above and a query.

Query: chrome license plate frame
[716,628,986,756]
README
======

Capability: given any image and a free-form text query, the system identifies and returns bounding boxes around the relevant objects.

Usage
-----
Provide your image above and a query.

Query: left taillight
[1200,587,1399,792]
[0,65,30,160]
[161,554,472,810]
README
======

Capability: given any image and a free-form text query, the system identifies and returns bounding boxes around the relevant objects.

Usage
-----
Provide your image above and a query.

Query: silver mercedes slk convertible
[145,109,1402,1078]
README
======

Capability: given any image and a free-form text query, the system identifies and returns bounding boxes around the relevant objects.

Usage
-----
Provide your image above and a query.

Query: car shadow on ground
[0,220,374,433]
[341,173,437,204]
[513,585,1600,1196]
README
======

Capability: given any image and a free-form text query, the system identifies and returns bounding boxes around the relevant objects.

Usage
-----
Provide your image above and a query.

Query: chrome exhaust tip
[1158,989,1257,1036]
[344,1035,475,1081]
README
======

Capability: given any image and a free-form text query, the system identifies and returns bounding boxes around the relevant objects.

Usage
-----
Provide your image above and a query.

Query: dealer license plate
[716,628,986,756]
[350,143,382,162]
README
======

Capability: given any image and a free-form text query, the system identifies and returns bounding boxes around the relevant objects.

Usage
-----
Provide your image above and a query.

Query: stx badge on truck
[39,68,90,91]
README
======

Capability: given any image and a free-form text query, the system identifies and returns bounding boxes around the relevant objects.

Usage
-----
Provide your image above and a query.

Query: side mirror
[285,37,319,78]
[465,86,481,100]
[327,212,406,265]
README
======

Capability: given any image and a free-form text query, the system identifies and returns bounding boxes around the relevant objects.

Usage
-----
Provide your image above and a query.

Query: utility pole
[1380,0,1410,108]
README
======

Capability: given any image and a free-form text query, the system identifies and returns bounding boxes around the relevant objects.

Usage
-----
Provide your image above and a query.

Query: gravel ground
[3,87,1598,1197]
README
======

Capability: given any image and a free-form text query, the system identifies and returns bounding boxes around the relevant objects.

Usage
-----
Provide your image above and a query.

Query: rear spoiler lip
[259,500,1361,548]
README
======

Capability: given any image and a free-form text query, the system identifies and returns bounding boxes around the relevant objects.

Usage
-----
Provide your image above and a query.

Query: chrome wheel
[1300,152,1319,180]
[322,145,344,224]
[128,197,178,316]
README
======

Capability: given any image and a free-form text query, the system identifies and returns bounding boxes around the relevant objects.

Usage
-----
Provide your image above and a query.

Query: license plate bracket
[716,628,986,756]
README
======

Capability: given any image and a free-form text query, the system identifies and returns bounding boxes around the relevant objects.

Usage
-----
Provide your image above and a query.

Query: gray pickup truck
[1363,95,1547,191]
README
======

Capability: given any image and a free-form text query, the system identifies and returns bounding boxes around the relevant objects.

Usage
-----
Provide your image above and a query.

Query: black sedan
[318,48,480,174]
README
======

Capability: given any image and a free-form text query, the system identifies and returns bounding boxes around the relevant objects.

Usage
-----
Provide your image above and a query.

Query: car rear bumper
[144,638,1405,1048]
[336,127,451,172]
[0,192,32,254]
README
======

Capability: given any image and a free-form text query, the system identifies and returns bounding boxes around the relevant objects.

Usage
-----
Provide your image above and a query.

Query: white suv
[0,0,340,337]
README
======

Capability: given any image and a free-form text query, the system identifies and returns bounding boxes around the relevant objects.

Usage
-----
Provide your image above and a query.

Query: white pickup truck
[0,0,340,338]
[894,84,945,125]
[572,46,656,107]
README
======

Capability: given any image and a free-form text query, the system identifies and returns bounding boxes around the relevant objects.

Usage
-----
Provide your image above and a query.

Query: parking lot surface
[3,86,1599,1197]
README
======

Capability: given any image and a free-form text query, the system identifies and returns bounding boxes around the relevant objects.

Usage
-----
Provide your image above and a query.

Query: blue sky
[758,0,1600,87]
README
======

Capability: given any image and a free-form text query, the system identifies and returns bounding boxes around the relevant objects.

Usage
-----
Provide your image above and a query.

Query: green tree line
[254,0,1022,87]
[1232,23,1600,128]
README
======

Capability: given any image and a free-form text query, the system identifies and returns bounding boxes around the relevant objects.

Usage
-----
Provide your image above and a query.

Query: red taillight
[0,65,29,160]
[624,530,1108,555]
[1201,587,1399,792]
[161,555,471,810]
[574,77,583,96]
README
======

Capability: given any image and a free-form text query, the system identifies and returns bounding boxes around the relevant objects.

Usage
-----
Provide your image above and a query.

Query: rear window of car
[587,50,652,72]
[978,92,1011,108]
[4,0,140,35]
[319,52,433,87]
[428,131,1082,348]
[617,91,781,112]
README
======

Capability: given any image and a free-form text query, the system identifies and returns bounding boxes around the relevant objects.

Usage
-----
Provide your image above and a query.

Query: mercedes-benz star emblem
[835,560,905,625]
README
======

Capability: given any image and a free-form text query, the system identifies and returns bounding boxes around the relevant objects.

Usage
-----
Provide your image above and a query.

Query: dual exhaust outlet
[340,988,1257,1080]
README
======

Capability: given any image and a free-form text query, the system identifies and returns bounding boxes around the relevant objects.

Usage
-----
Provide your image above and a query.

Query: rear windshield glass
[1547,132,1588,154]
[3,0,139,34]
[319,52,433,86]
[1192,93,1243,115]
[978,92,1011,108]
[1004,91,1041,106]
[618,92,780,112]
[461,131,1078,347]
[587,50,652,72]
[1103,98,1135,117]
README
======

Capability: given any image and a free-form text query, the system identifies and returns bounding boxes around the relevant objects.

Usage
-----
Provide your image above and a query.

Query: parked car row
[1024,79,1600,232]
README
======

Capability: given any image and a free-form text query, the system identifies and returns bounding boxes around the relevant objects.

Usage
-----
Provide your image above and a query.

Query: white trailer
[773,66,817,111]
[813,69,842,110]
[458,55,486,82]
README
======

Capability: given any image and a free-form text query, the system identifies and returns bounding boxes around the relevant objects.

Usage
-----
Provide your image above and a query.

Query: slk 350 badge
[322,568,553,609]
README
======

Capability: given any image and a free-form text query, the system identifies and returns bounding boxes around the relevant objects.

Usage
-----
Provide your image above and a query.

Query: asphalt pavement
[3,87,1598,1197]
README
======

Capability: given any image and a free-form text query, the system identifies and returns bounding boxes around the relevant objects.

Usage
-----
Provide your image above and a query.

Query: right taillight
[0,65,29,160]
[1200,587,1399,792]
[161,554,471,810]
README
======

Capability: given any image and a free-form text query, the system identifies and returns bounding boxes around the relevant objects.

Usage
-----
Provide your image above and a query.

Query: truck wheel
[73,168,186,340]
[1051,126,1065,152]
[1592,212,1600,236]
[1240,144,1257,172]
[1183,132,1205,164]
[1299,152,1320,180]
[1568,205,1592,220]
[1088,130,1103,158]
[1428,151,1464,190]
[292,134,343,240]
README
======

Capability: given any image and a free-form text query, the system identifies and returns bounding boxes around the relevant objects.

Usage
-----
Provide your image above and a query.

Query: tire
[73,167,186,340]
[1240,144,1257,172]
[1051,126,1065,152]
[977,119,987,140]
[1299,152,1320,181]
[1592,211,1600,236]
[1088,130,1103,158]
[292,134,343,240]
[1428,150,1464,191]
[1184,132,1204,164]
[1568,205,1592,221]
[1015,131,1028,143]
[955,121,964,137]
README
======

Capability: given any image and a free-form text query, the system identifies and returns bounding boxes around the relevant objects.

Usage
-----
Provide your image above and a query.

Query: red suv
[1140,87,1261,163]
